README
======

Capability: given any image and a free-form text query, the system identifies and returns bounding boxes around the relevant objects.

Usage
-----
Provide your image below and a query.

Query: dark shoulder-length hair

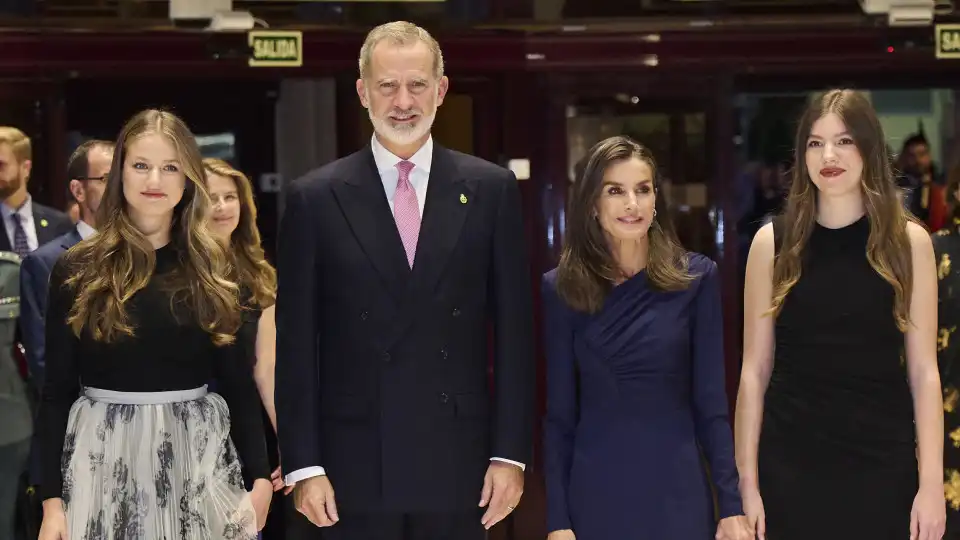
[556,135,693,313]
[769,89,915,331]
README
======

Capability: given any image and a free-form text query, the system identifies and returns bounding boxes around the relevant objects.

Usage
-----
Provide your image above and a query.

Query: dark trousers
[0,438,30,540]
[313,510,486,540]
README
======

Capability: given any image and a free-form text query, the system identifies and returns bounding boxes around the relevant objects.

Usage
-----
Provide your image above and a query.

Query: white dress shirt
[76,220,96,241]
[373,132,432,214]
[0,196,38,253]
[284,136,525,486]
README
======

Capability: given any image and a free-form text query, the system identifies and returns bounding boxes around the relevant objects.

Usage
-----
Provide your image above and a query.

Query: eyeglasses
[74,176,105,183]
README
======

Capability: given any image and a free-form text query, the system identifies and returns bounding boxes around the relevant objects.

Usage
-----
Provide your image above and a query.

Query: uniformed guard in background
[0,250,34,540]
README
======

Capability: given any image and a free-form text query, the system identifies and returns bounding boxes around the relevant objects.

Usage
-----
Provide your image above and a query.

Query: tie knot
[396,160,415,179]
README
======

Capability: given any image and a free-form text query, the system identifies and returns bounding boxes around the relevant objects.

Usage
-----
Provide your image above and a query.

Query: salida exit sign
[936,24,960,59]
[248,31,303,67]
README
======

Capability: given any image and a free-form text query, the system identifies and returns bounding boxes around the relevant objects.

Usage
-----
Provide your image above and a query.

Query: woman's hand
[910,482,945,540]
[546,530,575,540]
[271,465,295,495]
[250,478,274,530]
[271,466,285,492]
[38,498,68,540]
[715,515,753,540]
[741,487,766,540]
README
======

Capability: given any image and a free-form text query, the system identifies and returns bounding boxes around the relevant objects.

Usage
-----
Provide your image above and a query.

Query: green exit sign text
[249,31,303,67]
[936,24,960,59]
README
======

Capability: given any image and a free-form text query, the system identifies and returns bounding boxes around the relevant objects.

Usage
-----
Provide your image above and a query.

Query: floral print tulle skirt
[59,386,258,540]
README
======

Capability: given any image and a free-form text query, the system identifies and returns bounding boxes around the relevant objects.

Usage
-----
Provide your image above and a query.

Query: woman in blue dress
[542,135,748,540]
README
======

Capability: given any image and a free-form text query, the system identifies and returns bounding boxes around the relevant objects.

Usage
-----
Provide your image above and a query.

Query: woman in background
[735,89,945,539]
[202,158,286,492]
[542,135,748,539]
[933,160,960,538]
[37,109,272,540]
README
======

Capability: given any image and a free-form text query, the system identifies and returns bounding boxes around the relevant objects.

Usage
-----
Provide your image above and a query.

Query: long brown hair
[557,136,693,313]
[63,109,241,345]
[770,89,914,330]
[202,158,277,309]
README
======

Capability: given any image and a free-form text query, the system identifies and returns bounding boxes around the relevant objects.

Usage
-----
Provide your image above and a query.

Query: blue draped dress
[542,253,742,539]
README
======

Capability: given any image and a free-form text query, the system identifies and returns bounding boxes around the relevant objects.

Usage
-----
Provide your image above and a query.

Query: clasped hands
[289,460,525,530]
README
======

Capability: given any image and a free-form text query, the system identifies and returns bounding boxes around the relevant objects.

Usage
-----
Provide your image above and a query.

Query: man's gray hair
[358,21,444,81]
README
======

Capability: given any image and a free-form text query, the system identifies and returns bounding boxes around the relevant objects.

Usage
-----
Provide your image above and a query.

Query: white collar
[370,135,434,175]
[76,220,96,240]
[0,195,32,221]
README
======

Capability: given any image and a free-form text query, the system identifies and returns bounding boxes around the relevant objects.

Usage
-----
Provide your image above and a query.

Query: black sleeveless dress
[759,216,918,539]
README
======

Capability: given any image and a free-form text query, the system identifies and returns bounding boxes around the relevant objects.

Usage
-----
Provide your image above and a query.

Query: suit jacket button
[452,308,461,317]
[440,392,450,403]
[382,352,391,362]
[360,311,368,321]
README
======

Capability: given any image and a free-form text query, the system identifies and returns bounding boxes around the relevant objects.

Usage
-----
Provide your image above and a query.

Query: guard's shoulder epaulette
[0,251,22,264]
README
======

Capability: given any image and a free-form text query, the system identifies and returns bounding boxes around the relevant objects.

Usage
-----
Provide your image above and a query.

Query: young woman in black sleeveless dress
[735,89,946,540]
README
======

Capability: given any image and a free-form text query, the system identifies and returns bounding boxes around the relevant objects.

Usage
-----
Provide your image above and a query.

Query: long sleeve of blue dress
[541,271,577,532]
[690,260,743,519]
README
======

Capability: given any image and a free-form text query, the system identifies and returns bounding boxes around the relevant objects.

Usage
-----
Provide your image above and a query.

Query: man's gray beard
[369,111,436,147]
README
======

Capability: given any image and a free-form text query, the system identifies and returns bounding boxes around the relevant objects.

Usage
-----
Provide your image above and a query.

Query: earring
[653,209,658,218]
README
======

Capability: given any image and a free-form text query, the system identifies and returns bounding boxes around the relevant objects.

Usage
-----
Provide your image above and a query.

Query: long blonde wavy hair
[63,109,241,345]
[770,89,915,330]
[557,136,693,313]
[202,158,277,309]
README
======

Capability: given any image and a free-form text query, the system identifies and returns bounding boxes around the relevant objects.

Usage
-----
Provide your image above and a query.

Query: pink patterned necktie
[394,160,421,267]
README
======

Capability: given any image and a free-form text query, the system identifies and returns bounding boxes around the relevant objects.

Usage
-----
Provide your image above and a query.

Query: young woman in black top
[37,109,272,540]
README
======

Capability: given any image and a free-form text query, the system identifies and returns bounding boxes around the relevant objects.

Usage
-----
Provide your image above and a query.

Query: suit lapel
[60,228,82,250]
[332,146,411,303]
[407,145,475,299]
[32,204,56,246]
[384,145,476,349]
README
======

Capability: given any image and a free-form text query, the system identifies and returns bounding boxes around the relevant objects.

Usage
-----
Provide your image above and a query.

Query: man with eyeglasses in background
[20,138,112,389]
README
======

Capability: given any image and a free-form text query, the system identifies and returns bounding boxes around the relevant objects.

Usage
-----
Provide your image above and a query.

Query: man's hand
[294,475,339,527]
[479,461,524,530]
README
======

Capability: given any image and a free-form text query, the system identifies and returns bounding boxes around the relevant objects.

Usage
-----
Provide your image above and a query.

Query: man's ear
[69,179,85,204]
[20,158,31,182]
[356,79,369,108]
[436,76,450,107]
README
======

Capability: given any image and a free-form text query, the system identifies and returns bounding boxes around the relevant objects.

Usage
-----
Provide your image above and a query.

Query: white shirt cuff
[491,457,526,471]
[284,466,327,485]
[285,460,523,484]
